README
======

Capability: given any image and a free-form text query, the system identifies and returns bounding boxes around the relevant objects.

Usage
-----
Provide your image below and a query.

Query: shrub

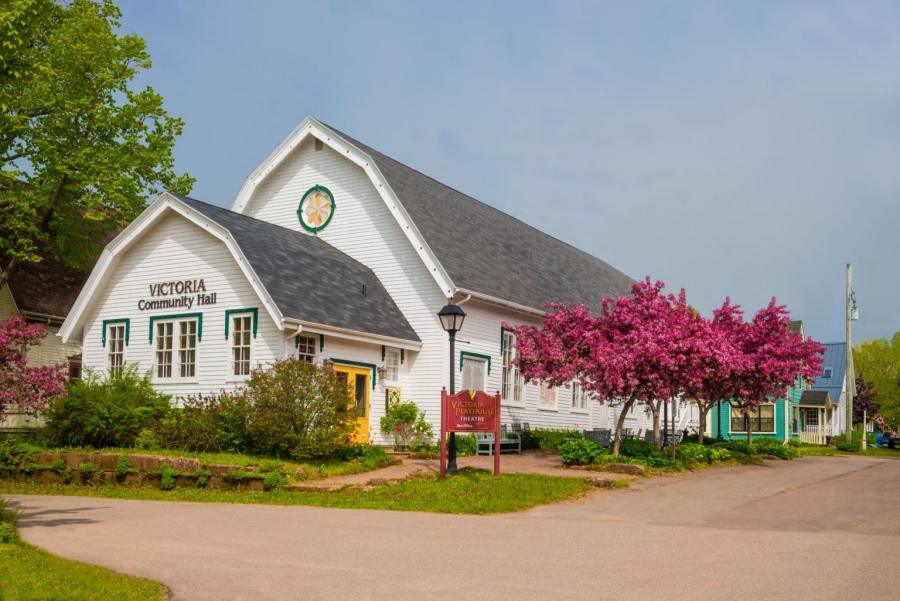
[79,462,95,476]
[836,441,861,452]
[336,443,390,469]
[0,498,20,539]
[263,471,281,491]
[618,438,655,459]
[115,455,134,478]
[44,364,172,448]
[677,443,713,465]
[454,434,478,457]
[380,401,434,451]
[51,458,65,472]
[0,522,16,543]
[521,428,582,450]
[242,359,356,460]
[751,438,798,459]
[195,469,212,488]
[159,464,177,490]
[559,439,606,466]
[153,391,249,453]
[133,429,160,451]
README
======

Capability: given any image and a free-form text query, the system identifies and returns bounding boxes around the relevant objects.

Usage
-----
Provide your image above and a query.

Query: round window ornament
[297,185,335,233]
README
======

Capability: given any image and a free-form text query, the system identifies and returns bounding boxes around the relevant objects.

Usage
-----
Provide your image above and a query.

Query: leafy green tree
[854,333,900,428]
[0,0,193,289]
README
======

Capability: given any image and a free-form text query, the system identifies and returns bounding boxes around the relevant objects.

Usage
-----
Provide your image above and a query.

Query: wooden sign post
[440,388,501,478]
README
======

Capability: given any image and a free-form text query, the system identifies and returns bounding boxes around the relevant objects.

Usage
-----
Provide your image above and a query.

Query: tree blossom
[0,316,67,418]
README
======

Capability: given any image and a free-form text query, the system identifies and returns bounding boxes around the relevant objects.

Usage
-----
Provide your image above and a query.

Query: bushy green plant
[751,438,798,459]
[44,364,172,448]
[836,441,861,452]
[159,464,177,490]
[242,359,356,460]
[380,401,434,451]
[133,429,160,450]
[520,428,582,450]
[263,471,282,491]
[79,462,95,475]
[618,438,655,459]
[677,443,713,464]
[195,469,212,488]
[51,458,66,472]
[115,455,134,478]
[0,497,20,544]
[153,391,249,453]
[454,434,478,457]
[559,439,606,466]
[0,522,16,543]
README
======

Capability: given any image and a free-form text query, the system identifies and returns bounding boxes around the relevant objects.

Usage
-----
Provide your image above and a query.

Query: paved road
[7,455,898,601]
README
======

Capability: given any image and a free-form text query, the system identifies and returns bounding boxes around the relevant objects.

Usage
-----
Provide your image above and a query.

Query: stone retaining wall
[2,452,267,491]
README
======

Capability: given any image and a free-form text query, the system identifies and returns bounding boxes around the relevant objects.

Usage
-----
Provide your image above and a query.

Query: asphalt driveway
[6,455,898,601]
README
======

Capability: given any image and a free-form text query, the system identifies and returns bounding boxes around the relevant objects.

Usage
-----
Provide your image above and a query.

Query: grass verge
[796,446,900,458]
[0,540,165,601]
[1,469,592,515]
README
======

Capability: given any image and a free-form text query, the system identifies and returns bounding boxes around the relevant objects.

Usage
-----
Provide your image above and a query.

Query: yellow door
[334,366,370,443]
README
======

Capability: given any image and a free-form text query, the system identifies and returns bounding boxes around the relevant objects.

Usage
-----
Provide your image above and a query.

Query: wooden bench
[475,429,522,455]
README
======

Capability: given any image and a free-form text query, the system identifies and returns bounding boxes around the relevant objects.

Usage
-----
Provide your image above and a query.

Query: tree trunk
[746,412,753,446]
[697,402,709,446]
[611,395,637,456]
[0,256,21,292]
[649,401,661,449]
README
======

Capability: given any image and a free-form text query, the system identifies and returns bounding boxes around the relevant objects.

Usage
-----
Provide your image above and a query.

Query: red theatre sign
[440,388,501,478]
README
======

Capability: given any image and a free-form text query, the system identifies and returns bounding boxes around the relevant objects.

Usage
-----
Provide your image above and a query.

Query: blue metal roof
[810,342,848,402]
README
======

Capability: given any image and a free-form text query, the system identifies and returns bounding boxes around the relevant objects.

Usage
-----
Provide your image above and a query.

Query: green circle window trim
[297,185,336,233]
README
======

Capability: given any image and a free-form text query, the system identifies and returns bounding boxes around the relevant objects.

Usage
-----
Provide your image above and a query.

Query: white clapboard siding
[25,325,80,368]
[242,137,447,428]
[81,212,282,402]
[0,285,17,317]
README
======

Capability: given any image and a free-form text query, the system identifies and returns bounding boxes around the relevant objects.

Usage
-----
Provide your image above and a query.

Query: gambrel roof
[233,117,635,313]
[326,125,636,311]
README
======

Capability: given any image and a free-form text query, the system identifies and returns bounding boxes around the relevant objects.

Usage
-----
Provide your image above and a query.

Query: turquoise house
[705,321,821,444]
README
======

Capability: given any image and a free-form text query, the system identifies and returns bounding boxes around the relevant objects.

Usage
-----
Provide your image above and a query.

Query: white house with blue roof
[807,342,853,438]
[61,117,696,445]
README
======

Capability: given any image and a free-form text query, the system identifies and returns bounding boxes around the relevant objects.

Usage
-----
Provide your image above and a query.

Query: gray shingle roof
[321,124,636,311]
[171,194,419,342]
[799,390,831,407]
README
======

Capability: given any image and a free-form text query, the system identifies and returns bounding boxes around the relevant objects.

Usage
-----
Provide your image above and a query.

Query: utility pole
[846,264,853,443]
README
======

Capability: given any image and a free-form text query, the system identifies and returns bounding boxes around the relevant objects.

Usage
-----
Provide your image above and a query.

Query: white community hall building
[60,117,698,445]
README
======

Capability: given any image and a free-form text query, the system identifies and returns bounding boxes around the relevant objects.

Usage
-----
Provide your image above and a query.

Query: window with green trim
[151,316,200,380]
[232,314,253,376]
[107,322,126,374]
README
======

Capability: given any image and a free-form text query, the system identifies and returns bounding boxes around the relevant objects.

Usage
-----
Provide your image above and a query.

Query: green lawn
[0,540,165,601]
[1,469,592,515]
[797,446,900,458]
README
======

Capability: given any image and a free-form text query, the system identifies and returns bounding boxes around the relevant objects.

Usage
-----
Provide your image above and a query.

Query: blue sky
[120,1,900,344]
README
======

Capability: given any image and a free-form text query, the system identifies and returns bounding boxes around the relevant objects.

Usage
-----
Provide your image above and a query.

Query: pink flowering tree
[513,278,691,455]
[728,299,825,445]
[0,316,67,419]
[682,299,748,445]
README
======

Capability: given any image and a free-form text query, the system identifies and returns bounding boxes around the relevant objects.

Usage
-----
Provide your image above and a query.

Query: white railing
[800,425,826,445]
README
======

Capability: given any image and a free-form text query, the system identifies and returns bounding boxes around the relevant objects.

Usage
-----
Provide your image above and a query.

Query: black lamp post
[438,302,467,476]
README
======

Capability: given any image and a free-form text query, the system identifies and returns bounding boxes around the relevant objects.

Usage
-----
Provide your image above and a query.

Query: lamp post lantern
[438,303,467,476]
